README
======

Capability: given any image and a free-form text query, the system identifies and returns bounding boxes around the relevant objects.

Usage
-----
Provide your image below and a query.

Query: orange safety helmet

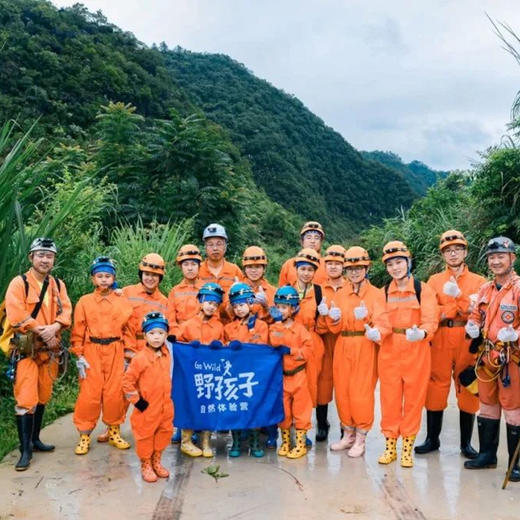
[323,244,346,263]
[294,248,320,270]
[344,246,371,267]
[439,230,468,251]
[382,241,411,263]
[139,253,166,275]
[242,246,268,267]
[300,221,325,239]
[176,244,202,265]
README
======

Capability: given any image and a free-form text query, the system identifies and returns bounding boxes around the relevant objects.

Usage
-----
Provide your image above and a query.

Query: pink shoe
[347,430,367,457]
[330,427,356,451]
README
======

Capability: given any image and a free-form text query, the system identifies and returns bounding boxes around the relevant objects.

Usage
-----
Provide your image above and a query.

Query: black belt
[89,336,120,345]
[341,330,365,337]
[283,363,306,376]
[136,333,144,340]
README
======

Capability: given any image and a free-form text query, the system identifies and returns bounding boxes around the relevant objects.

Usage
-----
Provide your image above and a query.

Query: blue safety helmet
[142,312,169,333]
[274,286,300,307]
[198,282,224,304]
[229,282,255,305]
[90,256,116,276]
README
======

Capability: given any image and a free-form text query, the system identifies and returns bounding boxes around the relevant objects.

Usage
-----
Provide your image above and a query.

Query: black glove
[135,397,149,412]
[468,334,482,354]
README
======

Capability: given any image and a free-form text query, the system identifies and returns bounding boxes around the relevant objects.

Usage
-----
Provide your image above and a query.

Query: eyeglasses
[243,255,266,262]
[326,251,345,259]
[179,250,200,257]
[345,256,369,263]
[297,253,319,263]
[443,246,466,255]
[383,247,408,255]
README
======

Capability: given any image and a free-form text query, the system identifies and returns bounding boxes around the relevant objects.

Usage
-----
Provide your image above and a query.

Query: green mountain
[361,150,449,196]
[1,0,433,243]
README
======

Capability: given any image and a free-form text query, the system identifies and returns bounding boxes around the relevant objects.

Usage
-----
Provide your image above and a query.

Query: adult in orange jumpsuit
[167,244,203,336]
[314,244,346,441]
[224,282,269,458]
[123,312,173,483]
[70,256,133,456]
[373,241,438,468]
[5,237,72,471]
[242,246,276,322]
[290,248,326,445]
[177,282,225,458]
[416,231,485,458]
[278,221,328,287]
[464,237,520,481]
[323,246,382,457]
[269,286,313,459]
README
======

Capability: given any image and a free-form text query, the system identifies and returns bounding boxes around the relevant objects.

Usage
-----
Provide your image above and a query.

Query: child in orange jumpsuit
[269,286,313,459]
[71,257,133,455]
[123,312,174,483]
[177,282,224,457]
[371,241,438,468]
[224,282,269,457]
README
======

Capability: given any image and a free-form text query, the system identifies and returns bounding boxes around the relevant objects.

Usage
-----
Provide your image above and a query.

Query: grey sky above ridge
[53,0,520,171]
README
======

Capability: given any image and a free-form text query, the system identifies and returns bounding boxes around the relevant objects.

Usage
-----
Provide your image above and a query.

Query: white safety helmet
[29,237,57,254]
[202,223,228,241]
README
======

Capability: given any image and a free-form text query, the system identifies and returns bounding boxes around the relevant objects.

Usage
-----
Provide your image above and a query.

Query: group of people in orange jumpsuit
[5,222,520,484]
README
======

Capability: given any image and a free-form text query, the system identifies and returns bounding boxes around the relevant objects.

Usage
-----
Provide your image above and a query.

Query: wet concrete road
[2,392,520,520]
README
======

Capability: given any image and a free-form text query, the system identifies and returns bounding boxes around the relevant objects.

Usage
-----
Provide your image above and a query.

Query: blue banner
[172,342,287,430]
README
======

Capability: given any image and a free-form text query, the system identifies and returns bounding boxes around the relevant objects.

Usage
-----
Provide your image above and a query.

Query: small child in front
[122,312,174,483]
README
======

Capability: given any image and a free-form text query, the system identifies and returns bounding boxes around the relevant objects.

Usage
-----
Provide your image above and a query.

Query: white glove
[406,324,425,342]
[329,302,341,322]
[354,301,368,320]
[364,323,381,342]
[443,276,461,298]
[317,296,329,317]
[497,326,519,343]
[254,286,268,307]
[76,356,90,379]
[465,320,480,339]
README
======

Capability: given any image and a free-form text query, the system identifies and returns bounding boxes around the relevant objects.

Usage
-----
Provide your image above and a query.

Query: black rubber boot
[464,417,499,470]
[15,414,34,471]
[415,410,443,454]
[460,411,478,459]
[315,404,330,442]
[506,423,520,482]
[32,404,55,452]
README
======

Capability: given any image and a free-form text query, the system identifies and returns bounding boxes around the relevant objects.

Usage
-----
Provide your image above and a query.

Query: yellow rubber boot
[141,458,158,483]
[75,434,91,455]
[277,428,291,457]
[378,437,397,464]
[107,424,131,450]
[201,431,213,458]
[400,435,416,468]
[180,429,202,457]
[287,429,308,459]
[151,451,169,478]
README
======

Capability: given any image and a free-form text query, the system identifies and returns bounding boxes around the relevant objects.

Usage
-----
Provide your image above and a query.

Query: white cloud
[52,0,520,170]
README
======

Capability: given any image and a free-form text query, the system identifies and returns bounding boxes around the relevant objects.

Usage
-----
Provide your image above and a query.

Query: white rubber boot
[347,429,367,457]
[330,426,356,451]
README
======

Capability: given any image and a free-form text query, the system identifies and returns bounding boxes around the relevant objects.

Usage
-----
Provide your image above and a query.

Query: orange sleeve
[257,320,269,344]
[315,315,330,334]
[419,282,439,339]
[371,288,392,340]
[278,259,290,287]
[70,297,87,357]
[296,326,313,361]
[55,278,72,328]
[122,355,145,404]
[167,288,178,331]
[427,276,458,320]
[5,276,38,333]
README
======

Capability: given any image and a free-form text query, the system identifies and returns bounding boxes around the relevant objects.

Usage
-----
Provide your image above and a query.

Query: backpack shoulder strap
[414,277,422,304]
[313,284,323,320]
[384,283,390,302]
[21,274,29,298]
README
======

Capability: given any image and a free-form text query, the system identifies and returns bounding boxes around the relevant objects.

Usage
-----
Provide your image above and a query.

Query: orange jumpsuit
[6,271,72,412]
[293,285,325,407]
[278,256,327,287]
[177,313,224,343]
[122,283,168,354]
[315,280,346,405]
[322,280,383,431]
[470,274,520,411]
[122,344,174,459]
[270,320,313,430]
[374,278,438,438]
[167,279,202,336]
[71,289,133,433]
[426,266,486,413]
[224,316,269,344]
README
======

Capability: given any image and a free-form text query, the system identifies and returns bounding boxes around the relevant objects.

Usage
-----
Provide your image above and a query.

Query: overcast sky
[53,0,520,170]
